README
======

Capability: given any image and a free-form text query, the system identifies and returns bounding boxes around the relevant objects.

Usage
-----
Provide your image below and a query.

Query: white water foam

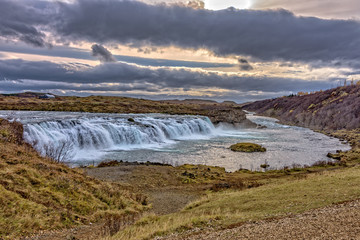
[10,112,216,161]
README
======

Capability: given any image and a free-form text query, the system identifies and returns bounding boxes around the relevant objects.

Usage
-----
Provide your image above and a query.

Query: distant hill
[243,84,360,131]
[0,94,254,126]
[1,92,55,98]
[162,99,218,105]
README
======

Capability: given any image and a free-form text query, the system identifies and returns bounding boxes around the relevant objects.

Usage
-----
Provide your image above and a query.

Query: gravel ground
[159,199,360,240]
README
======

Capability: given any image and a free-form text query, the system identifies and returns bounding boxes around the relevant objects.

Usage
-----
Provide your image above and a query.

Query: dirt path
[159,199,360,240]
[24,223,104,240]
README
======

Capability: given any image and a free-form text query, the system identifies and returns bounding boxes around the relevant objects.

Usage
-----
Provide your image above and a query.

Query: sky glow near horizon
[0,0,359,103]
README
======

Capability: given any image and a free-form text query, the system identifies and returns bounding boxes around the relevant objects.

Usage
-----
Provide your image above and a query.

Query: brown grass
[108,166,360,240]
[0,94,230,116]
[0,119,147,239]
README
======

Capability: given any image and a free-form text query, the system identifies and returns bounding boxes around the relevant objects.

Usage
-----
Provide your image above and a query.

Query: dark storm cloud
[91,44,116,62]
[51,0,360,64]
[0,0,52,47]
[1,0,360,65]
[0,59,331,93]
[238,59,253,71]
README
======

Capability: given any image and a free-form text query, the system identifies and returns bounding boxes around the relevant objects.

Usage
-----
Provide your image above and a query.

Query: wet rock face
[207,109,246,124]
[206,108,257,128]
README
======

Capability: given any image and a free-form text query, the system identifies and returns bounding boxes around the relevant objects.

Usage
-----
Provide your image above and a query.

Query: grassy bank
[0,119,147,239]
[328,128,360,166]
[109,166,360,240]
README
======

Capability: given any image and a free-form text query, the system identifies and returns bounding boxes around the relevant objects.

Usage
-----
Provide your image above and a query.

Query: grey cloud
[2,0,360,66]
[0,0,52,47]
[50,0,360,65]
[238,59,254,71]
[137,47,158,54]
[0,59,331,94]
[91,44,116,62]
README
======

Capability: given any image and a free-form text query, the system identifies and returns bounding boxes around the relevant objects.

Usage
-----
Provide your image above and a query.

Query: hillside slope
[243,84,360,131]
[0,119,146,239]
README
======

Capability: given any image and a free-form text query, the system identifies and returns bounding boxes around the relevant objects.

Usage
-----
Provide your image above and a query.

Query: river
[0,110,350,172]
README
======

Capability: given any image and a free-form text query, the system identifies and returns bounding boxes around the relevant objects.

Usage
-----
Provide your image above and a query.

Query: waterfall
[21,114,215,160]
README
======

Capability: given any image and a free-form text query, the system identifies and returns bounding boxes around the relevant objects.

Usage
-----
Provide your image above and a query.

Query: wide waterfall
[19,112,215,160]
[0,111,351,171]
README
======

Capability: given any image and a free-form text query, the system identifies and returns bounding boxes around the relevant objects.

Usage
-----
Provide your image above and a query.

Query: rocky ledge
[205,108,257,128]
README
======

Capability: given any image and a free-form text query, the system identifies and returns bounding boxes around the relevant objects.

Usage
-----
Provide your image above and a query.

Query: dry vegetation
[105,166,360,240]
[82,155,357,240]
[0,93,254,127]
[244,84,360,131]
[0,93,238,117]
[0,119,147,239]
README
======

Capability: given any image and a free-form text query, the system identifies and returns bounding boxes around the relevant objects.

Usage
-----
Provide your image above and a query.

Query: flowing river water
[0,111,350,172]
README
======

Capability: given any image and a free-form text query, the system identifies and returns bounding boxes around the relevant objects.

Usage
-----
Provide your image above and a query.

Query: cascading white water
[21,114,215,160]
[0,110,351,171]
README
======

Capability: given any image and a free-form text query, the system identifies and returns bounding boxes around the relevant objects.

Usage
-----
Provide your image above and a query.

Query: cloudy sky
[0,0,359,102]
